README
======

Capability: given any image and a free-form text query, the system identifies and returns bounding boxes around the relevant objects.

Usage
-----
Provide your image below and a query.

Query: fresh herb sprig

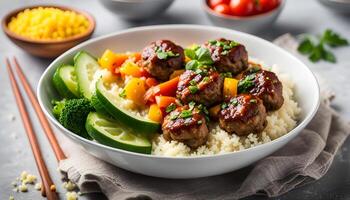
[298,29,348,63]
[185,45,214,71]
[155,46,179,60]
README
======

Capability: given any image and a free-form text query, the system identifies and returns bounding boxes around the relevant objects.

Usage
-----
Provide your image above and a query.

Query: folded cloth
[58,35,350,200]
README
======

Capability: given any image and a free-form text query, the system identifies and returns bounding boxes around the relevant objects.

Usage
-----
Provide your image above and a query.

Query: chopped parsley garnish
[250,99,257,103]
[188,85,199,94]
[170,112,179,120]
[221,102,228,109]
[230,98,238,106]
[180,110,193,118]
[119,89,126,98]
[166,103,176,113]
[238,74,256,93]
[202,77,210,82]
[197,120,203,125]
[185,46,214,71]
[155,46,179,60]
[220,72,233,78]
[298,29,348,63]
[209,40,239,56]
[189,80,197,86]
[189,101,196,110]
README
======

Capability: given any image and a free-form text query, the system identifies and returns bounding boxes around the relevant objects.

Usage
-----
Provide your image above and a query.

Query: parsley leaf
[322,29,349,47]
[189,85,199,94]
[157,52,168,59]
[195,47,214,65]
[166,103,176,113]
[119,89,126,98]
[185,48,196,60]
[298,38,314,55]
[297,29,348,63]
[238,74,255,93]
[185,60,199,70]
[180,110,192,118]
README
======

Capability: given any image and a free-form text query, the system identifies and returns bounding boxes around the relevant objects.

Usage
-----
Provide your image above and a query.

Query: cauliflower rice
[151,61,301,157]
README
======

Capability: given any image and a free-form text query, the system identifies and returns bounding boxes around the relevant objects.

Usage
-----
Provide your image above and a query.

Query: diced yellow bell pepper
[119,61,143,77]
[99,49,117,69]
[148,104,163,123]
[124,77,146,106]
[223,78,238,98]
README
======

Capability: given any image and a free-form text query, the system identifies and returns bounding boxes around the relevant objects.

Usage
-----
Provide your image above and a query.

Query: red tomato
[208,0,230,8]
[257,0,280,13]
[214,4,231,15]
[230,0,255,16]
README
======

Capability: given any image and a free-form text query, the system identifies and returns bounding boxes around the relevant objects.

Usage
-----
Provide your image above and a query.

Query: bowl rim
[202,0,286,20]
[38,24,320,160]
[1,4,95,44]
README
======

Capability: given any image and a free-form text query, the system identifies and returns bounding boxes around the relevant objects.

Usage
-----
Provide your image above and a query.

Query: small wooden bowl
[2,5,95,58]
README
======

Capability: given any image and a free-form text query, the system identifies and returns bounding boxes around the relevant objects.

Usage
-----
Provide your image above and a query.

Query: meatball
[141,40,185,81]
[219,94,267,136]
[205,38,248,75]
[176,69,224,106]
[162,105,209,148]
[238,68,284,111]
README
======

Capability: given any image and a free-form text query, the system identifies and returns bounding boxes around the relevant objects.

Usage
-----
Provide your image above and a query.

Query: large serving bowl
[38,25,320,179]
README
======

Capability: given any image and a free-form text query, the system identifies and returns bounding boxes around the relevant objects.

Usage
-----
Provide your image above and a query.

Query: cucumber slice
[95,79,160,134]
[86,112,152,154]
[52,65,79,98]
[91,93,110,116]
[74,51,100,99]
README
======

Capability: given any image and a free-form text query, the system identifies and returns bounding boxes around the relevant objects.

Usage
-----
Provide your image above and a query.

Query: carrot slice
[155,96,177,108]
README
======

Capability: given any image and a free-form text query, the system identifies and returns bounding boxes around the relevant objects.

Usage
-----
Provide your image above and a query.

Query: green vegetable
[184,46,214,70]
[155,47,179,60]
[180,110,192,118]
[188,85,199,94]
[85,112,152,154]
[297,29,348,63]
[53,65,79,99]
[74,51,100,99]
[53,98,93,139]
[238,74,255,93]
[95,79,160,134]
[119,89,126,98]
[52,99,66,118]
[166,103,176,113]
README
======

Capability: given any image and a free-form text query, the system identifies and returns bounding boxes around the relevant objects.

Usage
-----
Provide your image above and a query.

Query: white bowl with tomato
[203,0,285,32]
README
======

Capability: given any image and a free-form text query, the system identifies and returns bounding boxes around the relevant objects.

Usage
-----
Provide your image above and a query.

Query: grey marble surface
[0,0,349,200]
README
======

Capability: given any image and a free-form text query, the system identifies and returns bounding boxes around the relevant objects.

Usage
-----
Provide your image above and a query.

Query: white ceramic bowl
[319,0,350,13]
[202,0,285,33]
[98,0,175,21]
[38,25,320,179]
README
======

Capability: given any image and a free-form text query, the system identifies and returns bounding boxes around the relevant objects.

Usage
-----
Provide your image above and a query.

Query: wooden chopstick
[6,58,58,200]
[13,57,66,161]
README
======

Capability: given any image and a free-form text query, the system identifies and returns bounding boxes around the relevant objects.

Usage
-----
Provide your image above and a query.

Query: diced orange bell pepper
[223,78,238,99]
[155,96,177,108]
[148,104,163,123]
[124,78,146,106]
[209,104,221,119]
[128,52,142,62]
[144,76,180,103]
[99,49,129,73]
[145,77,159,88]
[169,69,185,80]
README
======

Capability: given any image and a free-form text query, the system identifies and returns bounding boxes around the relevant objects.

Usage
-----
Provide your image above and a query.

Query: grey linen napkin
[58,35,350,200]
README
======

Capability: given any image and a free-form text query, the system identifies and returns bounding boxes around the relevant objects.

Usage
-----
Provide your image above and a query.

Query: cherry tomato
[256,0,280,13]
[208,0,230,8]
[230,0,255,16]
[214,4,231,15]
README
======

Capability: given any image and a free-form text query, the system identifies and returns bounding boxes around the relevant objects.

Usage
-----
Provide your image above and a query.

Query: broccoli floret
[52,98,93,138]
[52,99,66,118]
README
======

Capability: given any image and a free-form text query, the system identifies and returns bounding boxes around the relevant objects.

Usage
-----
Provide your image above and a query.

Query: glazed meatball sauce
[141,38,284,148]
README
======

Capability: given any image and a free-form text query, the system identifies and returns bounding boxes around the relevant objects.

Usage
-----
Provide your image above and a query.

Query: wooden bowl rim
[2,4,95,44]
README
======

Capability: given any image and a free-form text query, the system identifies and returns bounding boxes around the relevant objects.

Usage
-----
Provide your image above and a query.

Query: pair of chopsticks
[6,57,67,200]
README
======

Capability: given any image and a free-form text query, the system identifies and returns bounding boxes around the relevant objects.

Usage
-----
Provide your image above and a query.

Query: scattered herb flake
[119,89,126,98]
[189,85,199,94]
[180,110,192,118]
[166,103,176,113]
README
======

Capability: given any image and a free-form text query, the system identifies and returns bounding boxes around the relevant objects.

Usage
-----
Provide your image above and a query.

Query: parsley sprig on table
[298,29,349,63]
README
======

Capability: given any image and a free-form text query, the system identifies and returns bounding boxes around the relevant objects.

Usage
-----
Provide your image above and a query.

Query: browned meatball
[176,69,224,106]
[238,68,284,111]
[141,40,185,81]
[219,94,267,136]
[162,105,209,148]
[205,38,248,75]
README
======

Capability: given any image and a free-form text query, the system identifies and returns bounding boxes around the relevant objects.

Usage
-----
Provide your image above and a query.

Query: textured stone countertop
[0,0,349,199]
